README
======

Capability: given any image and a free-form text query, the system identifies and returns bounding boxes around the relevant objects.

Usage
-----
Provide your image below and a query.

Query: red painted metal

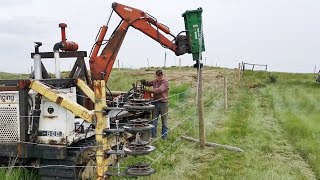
[58,23,79,51]
[89,2,183,81]
[59,23,67,42]
[90,22,129,81]
[90,25,108,58]
[62,41,79,51]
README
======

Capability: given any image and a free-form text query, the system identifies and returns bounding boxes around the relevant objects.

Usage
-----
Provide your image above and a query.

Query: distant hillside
[0,72,29,79]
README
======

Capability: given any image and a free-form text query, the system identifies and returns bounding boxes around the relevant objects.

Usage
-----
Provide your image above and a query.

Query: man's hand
[140,79,146,85]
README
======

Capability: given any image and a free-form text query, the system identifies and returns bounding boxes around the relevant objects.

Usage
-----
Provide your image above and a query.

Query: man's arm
[153,80,168,94]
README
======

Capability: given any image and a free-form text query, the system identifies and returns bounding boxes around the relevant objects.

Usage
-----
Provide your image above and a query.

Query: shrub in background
[268,74,278,83]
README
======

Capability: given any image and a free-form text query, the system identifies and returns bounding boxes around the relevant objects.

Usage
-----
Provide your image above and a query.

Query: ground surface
[0,67,319,180]
[109,67,320,180]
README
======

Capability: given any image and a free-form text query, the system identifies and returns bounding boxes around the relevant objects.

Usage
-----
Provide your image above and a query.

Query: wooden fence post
[238,63,241,81]
[224,76,228,110]
[197,66,205,149]
[233,68,237,91]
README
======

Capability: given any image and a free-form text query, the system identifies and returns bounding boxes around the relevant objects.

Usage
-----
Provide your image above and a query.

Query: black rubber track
[39,137,96,180]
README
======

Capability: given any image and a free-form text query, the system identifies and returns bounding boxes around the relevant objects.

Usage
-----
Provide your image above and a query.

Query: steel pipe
[54,51,60,79]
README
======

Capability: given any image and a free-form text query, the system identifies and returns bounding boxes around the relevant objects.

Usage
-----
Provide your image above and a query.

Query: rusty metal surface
[89,22,129,81]
[0,86,19,91]
[0,79,77,88]
[123,118,154,132]
[30,51,87,59]
[39,137,94,179]
[125,163,156,177]
[0,143,66,159]
[19,88,29,142]
[94,80,108,180]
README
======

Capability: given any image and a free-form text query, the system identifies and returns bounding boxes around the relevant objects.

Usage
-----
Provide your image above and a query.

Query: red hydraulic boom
[89,2,190,81]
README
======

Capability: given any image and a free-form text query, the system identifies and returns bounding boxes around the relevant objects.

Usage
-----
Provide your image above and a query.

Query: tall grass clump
[271,85,320,179]
[267,74,278,83]
[168,84,190,108]
[0,168,38,180]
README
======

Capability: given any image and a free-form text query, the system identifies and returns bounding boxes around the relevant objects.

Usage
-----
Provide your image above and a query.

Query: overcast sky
[0,0,319,74]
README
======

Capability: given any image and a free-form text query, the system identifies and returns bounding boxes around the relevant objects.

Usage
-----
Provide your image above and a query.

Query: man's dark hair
[156,70,163,76]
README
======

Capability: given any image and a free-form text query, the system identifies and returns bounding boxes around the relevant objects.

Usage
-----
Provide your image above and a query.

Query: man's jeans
[151,102,168,138]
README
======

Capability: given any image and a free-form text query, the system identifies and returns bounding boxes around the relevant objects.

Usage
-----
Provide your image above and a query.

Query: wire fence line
[75,86,190,102]
[148,87,219,142]
[0,114,200,170]
[147,87,220,126]
[149,90,191,104]
[0,74,230,171]
[0,128,198,170]
[18,89,192,119]
[149,124,196,165]
[20,96,216,148]
[150,91,222,144]
[9,96,196,150]
[9,92,220,151]
[0,97,223,172]
[150,110,197,144]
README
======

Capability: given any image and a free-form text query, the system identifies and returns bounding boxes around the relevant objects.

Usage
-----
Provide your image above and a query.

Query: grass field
[0,67,319,180]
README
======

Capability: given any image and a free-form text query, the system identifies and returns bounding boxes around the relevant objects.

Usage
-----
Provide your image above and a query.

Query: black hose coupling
[193,61,203,69]
[34,42,42,54]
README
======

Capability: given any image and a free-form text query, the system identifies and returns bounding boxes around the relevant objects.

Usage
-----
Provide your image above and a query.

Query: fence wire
[0,74,228,172]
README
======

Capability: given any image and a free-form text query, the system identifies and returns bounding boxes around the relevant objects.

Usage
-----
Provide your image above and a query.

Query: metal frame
[76,78,94,101]
[29,62,51,79]
[69,57,91,84]
[0,79,77,89]
[18,88,29,142]
[29,80,93,123]
[0,50,112,179]
[0,143,66,159]
[30,51,87,59]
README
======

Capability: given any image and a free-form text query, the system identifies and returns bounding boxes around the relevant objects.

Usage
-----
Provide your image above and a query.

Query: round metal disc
[125,163,156,177]
[132,98,150,103]
[123,145,155,155]
[123,124,154,132]
[130,140,149,146]
[129,118,149,124]
[124,104,155,111]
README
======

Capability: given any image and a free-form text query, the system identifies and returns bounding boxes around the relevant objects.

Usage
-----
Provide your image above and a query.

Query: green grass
[0,168,38,180]
[0,72,29,79]
[270,73,320,179]
[130,70,320,180]
[1,69,320,180]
